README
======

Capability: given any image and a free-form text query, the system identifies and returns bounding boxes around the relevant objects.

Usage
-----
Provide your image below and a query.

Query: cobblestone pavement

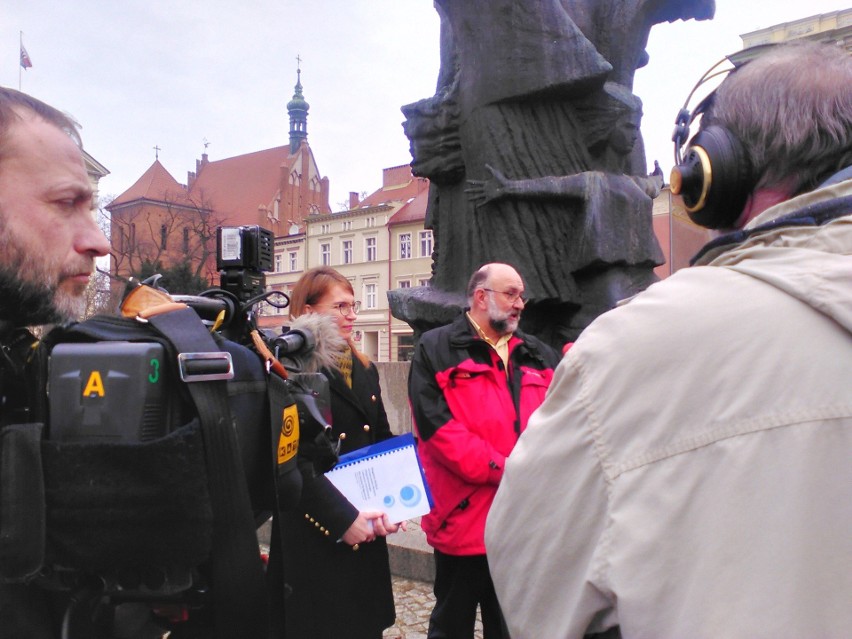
[383,576,483,639]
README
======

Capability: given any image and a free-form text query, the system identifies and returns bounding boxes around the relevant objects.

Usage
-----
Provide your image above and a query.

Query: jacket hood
[695,177,852,335]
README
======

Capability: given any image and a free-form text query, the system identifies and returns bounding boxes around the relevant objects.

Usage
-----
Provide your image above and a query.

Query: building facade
[262,165,430,362]
[741,9,852,53]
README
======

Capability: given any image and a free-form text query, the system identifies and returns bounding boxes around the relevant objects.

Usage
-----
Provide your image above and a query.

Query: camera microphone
[275,313,346,374]
[272,328,315,357]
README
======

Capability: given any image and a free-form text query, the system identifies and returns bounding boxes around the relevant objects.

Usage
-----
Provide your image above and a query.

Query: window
[160,224,167,249]
[274,254,283,273]
[365,237,377,262]
[289,251,298,272]
[342,220,352,231]
[418,278,430,287]
[365,283,377,309]
[342,240,353,264]
[320,242,331,266]
[419,230,433,258]
[398,280,411,289]
[320,223,330,234]
[399,233,412,259]
[366,217,375,228]
[398,335,415,362]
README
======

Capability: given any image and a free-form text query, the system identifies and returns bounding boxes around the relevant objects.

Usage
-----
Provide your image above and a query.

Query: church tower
[287,59,309,153]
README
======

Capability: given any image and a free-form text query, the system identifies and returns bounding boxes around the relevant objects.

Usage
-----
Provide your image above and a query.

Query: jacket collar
[446,311,547,365]
[692,171,852,266]
[325,351,371,418]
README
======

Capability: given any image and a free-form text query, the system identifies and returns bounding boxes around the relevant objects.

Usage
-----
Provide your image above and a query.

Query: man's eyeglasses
[482,288,527,304]
[325,301,361,316]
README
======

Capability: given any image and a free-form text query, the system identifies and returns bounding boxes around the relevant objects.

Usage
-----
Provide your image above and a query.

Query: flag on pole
[20,43,32,69]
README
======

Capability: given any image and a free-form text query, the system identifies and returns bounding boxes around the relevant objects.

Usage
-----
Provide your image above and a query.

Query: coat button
[371,395,377,402]
[363,425,370,432]
[339,433,347,440]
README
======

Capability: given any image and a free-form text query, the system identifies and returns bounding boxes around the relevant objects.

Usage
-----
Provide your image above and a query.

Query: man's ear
[473,288,486,309]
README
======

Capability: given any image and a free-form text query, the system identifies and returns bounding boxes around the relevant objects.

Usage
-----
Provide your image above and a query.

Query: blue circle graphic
[399,484,422,507]
[383,495,395,507]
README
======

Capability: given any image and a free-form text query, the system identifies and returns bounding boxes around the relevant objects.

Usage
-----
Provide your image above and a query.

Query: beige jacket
[485,178,852,639]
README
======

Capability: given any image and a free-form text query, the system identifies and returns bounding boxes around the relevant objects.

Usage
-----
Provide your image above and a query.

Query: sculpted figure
[466,84,665,335]
[394,0,715,346]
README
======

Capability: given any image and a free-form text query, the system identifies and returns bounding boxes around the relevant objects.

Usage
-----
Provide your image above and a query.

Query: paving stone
[385,576,483,639]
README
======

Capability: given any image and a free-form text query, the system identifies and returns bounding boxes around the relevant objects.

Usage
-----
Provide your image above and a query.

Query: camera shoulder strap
[0,329,46,582]
[146,306,269,639]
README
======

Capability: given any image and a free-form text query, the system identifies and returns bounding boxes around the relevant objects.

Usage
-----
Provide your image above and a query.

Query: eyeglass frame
[321,301,362,316]
[481,288,528,304]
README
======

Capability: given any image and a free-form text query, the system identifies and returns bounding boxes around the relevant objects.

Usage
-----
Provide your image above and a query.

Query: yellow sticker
[83,371,105,397]
[277,404,300,465]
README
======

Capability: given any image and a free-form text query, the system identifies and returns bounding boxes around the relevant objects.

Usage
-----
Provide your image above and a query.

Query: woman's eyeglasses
[326,301,361,316]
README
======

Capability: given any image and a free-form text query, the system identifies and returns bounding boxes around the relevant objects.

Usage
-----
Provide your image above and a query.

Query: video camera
[48,224,329,445]
[0,225,339,638]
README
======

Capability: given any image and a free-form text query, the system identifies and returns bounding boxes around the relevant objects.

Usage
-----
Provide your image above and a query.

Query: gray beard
[489,317,509,335]
[0,265,61,325]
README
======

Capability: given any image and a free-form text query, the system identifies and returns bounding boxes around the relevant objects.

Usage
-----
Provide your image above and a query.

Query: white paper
[325,435,432,523]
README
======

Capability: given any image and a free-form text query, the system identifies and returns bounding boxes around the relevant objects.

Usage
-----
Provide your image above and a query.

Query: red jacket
[408,314,560,554]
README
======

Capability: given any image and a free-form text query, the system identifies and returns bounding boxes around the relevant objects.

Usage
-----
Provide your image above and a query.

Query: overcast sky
[3,1,847,210]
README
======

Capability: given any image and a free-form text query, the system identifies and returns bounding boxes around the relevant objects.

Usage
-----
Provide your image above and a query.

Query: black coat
[268,351,395,639]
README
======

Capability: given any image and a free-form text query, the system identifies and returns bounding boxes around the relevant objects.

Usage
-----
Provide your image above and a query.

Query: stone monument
[389,0,715,348]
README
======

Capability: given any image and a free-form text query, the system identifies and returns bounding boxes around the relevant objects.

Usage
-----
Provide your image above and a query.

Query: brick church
[107,67,331,284]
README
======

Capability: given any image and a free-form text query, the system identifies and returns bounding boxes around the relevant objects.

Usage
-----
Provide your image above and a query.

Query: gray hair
[705,41,852,194]
[466,265,491,305]
[0,86,81,156]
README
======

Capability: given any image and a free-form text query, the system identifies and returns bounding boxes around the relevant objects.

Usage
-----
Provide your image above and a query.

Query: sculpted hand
[466,164,511,207]
[635,173,663,198]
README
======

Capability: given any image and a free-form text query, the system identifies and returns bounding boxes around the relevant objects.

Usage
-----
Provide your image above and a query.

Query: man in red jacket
[408,262,561,639]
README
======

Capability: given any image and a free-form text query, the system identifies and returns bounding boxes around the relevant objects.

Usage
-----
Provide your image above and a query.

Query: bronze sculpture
[392,0,715,346]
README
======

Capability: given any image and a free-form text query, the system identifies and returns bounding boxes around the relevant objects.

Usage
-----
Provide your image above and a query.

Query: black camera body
[48,341,174,443]
[216,225,274,303]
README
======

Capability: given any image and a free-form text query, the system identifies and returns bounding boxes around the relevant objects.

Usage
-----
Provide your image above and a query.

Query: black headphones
[669,47,775,229]
[670,124,752,229]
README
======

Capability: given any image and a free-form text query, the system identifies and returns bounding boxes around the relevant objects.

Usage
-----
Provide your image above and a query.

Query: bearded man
[0,86,109,638]
[407,262,561,639]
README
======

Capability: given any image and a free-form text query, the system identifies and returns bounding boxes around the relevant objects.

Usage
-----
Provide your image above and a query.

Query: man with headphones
[484,40,852,638]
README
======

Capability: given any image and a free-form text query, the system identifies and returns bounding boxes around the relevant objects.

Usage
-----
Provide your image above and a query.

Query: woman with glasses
[267,266,400,639]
